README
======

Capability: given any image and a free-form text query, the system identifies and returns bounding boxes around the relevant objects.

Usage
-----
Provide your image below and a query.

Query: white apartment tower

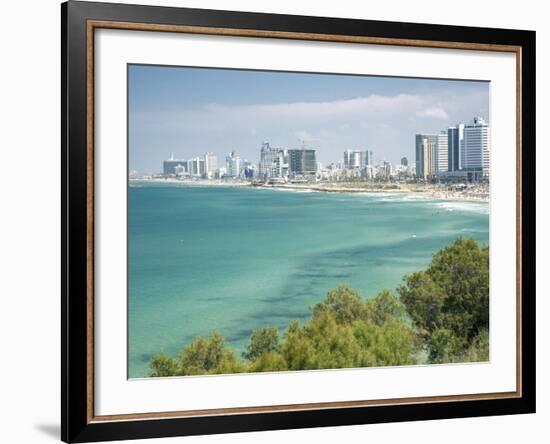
[436,130,448,173]
[415,134,437,179]
[187,157,205,177]
[204,152,218,177]
[225,150,242,178]
[463,116,490,177]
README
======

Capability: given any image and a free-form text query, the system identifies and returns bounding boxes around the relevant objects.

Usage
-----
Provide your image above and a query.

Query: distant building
[225,150,242,178]
[400,157,408,166]
[344,150,364,169]
[174,164,187,177]
[415,134,437,179]
[163,153,187,175]
[288,148,317,176]
[380,161,393,181]
[448,124,465,171]
[344,150,370,169]
[244,163,257,179]
[204,152,218,177]
[463,116,490,177]
[259,142,288,179]
[436,130,448,173]
[187,157,205,177]
[214,167,226,179]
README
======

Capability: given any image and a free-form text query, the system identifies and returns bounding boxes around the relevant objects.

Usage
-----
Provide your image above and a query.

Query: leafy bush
[243,326,280,361]
[398,237,489,362]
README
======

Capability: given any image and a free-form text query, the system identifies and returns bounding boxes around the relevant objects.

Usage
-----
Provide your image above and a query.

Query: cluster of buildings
[315,150,415,182]
[259,142,317,181]
[415,116,490,182]
[159,117,490,185]
[162,142,321,182]
[162,151,257,179]
[161,143,415,183]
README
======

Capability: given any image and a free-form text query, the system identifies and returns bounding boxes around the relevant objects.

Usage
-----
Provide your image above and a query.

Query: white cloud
[294,130,316,142]
[134,92,487,137]
[132,88,489,168]
[136,93,431,132]
[202,94,424,128]
[415,107,449,120]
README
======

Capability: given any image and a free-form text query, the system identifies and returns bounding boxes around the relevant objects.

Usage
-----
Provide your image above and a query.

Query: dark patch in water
[259,293,299,304]
[201,296,223,302]
[297,272,350,279]
[138,353,153,363]
[247,309,311,322]
[226,329,255,343]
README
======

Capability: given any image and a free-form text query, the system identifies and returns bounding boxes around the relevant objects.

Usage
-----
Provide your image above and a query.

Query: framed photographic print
[61,1,536,442]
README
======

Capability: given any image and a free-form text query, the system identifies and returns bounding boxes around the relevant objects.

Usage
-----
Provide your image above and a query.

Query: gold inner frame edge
[85,19,523,423]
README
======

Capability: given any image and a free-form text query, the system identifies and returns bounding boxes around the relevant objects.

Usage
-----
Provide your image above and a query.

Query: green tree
[364,289,408,326]
[248,351,288,372]
[243,326,280,361]
[149,352,179,377]
[312,284,366,324]
[398,237,489,362]
[282,289,419,370]
[178,331,243,375]
[459,329,489,363]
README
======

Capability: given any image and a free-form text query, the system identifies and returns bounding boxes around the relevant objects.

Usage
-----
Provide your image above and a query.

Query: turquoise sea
[128,184,489,378]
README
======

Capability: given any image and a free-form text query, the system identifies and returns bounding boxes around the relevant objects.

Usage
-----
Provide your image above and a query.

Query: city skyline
[155,112,489,183]
[128,65,490,173]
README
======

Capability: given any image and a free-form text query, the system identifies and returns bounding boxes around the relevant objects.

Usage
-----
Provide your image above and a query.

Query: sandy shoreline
[129,178,489,203]
[254,184,489,202]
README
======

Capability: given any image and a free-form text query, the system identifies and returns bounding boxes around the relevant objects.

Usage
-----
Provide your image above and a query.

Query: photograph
[127,65,491,379]
[56,1,536,441]
[0,0,543,441]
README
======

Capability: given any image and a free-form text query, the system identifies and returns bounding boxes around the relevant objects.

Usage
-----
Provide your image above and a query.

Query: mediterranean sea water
[128,184,489,378]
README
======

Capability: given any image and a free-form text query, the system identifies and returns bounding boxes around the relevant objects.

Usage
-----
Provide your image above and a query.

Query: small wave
[368,194,432,204]
[269,187,314,193]
[432,201,489,214]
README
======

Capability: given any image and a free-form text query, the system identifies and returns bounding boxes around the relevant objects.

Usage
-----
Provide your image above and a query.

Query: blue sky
[128,64,489,172]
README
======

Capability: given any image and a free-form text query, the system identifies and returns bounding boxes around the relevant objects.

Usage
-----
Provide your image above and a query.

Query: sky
[128,64,489,173]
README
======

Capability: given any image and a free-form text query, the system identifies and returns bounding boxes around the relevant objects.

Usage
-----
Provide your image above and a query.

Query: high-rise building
[344,150,369,169]
[415,134,437,179]
[401,157,408,166]
[380,161,393,181]
[187,157,205,177]
[243,164,257,179]
[259,142,288,179]
[225,150,242,178]
[344,150,360,169]
[436,130,448,173]
[204,152,218,177]
[448,124,465,171]
[288,149,317,176]
[463,116,490,177]
[163,153,187,175]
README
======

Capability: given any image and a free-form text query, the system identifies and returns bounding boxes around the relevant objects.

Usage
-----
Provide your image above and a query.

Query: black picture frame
[61,1,536,442]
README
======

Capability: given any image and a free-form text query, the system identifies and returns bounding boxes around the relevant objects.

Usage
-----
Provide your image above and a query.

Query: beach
[130,178,490,202]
